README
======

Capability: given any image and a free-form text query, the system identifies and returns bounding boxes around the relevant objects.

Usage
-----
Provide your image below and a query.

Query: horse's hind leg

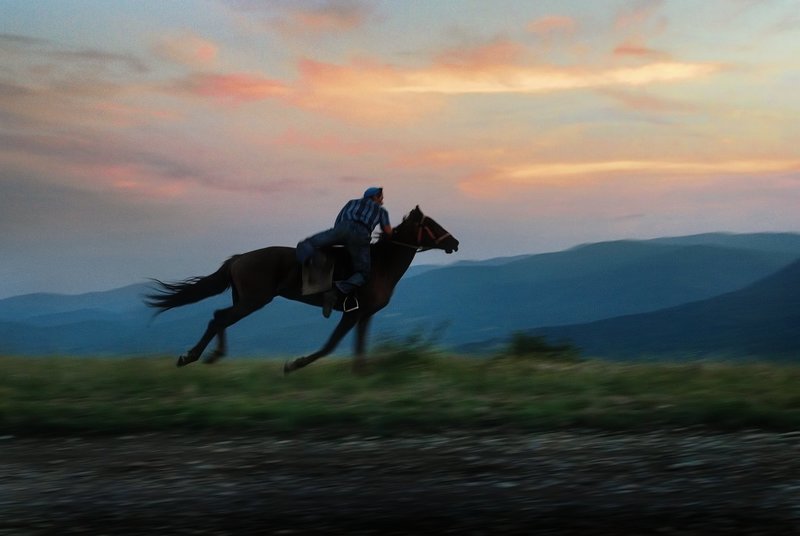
[178,300,265,367]
[204,327,228,364]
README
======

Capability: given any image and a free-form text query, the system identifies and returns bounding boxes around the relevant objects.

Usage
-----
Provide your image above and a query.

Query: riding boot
[322,288,341,318]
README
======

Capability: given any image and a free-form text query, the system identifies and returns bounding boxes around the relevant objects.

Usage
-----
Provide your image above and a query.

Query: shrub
[501,332,582,362]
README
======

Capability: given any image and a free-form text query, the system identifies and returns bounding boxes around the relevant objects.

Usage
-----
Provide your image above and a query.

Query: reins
[389,214,452,252]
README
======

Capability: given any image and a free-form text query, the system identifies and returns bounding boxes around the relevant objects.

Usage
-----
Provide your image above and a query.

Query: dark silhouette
[146,206,459,373]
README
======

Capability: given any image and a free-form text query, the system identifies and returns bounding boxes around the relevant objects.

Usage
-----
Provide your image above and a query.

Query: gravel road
[1,430,798,535]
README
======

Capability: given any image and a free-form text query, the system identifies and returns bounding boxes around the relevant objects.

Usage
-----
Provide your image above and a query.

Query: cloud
[153,33,219,68]
[288,57,444,122]
[600,88,698,113]
[0,130,209,199]
[281,0,372,34]
[526,15,578,36]
[0,33,50,47]
[171,72,290,102]
[0,32,154,129]
[50,48,149,73]
[613,39,668,59]
[390,59,720,94]
[162,36,719,123]
[0,171,181,245]
[614,0,666,32]
[459,158,800,197]
[224,0,373,36]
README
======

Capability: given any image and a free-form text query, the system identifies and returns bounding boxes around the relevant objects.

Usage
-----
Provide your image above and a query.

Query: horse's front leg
[352,315,373,374]
[283,313,359,374]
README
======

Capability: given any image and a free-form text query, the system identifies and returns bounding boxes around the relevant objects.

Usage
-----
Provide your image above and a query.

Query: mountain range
[522,257,800,361]
[2,232,799,361]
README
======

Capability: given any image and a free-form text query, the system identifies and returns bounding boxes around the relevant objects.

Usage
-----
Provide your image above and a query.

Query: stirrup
[343,294,359,313]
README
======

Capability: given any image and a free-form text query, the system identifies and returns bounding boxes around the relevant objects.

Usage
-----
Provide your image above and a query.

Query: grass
[1,348,798,435]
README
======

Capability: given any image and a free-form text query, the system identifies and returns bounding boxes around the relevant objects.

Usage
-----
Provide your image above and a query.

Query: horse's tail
[145,256,237,314]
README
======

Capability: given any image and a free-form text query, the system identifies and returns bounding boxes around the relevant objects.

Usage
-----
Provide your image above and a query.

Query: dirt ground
[1,430,798,535]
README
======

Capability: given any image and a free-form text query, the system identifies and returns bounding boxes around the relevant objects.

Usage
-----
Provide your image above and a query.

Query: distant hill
[513,259,800,360]
[385,239,800,345]
[646,232,800,254]
[1,232,799,359]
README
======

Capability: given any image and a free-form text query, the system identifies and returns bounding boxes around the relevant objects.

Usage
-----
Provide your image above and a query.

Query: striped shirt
[335,198,390,232]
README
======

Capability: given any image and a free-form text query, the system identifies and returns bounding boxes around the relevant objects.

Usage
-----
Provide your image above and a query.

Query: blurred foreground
[2,431,798,535]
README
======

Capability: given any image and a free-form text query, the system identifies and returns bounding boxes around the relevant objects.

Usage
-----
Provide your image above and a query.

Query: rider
[296,187,393,318]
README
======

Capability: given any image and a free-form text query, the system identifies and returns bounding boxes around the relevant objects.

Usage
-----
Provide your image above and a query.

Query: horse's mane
[374,207,419,246]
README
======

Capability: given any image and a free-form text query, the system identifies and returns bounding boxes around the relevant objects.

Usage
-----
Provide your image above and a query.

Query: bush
[370,325,447,371]
[501,332,582,362]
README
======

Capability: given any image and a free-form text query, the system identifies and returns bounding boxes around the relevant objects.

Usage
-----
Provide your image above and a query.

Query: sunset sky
[2,0,799,297]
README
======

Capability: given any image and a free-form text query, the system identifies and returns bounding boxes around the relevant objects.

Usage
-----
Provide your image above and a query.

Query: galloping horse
[146,206,459,373]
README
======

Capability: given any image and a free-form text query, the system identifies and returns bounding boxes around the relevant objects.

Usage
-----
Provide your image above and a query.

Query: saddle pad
[301,252,334,296]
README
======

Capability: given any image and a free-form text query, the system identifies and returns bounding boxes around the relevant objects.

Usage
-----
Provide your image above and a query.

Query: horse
[145,206,459,373]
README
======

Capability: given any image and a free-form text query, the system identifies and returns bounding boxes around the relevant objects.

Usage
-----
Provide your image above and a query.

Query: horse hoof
[176,354,196,368]
[283,359,295,375]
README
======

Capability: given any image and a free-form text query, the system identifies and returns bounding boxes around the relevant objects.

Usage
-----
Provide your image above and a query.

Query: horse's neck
[375,241,417,283]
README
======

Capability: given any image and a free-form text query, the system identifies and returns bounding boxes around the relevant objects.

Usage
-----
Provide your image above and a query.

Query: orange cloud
[154,33,219,68]
[460,158,800,198]
[390,60,720,94]
[288,57,445,123]
[163,38,719,122]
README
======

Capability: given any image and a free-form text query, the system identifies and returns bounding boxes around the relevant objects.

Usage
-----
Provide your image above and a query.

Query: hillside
[386,240,799,345]
[1,232,799,357]
[524,258,800,360]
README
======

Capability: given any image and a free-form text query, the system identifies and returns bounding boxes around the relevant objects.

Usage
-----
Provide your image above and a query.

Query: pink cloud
[614,0,666,31]
[613,39,668,59]
[434,38,527,70]
[154,33,219,68]
[288,57,445,123]
[600,88,697,113]
[611,1,669,61]
[527,15,578,35]
[288,1,371,33]
[159,34,718,123]
[231,0,373,37]
[174,72,289,103]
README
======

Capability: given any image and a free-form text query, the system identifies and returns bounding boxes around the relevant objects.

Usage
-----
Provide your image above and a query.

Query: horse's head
[392,206,459,253]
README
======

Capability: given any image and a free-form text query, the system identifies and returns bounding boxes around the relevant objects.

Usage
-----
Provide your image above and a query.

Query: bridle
[390,214,453,252]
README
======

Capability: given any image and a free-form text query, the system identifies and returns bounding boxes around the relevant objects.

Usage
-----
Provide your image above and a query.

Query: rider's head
[363,187,383,204]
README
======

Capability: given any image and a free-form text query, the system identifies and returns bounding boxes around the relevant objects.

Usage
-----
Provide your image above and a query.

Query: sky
[1,0,799,298]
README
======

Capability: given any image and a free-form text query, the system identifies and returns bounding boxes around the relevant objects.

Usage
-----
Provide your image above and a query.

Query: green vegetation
[498,332,582,362]
[1,345,798,435]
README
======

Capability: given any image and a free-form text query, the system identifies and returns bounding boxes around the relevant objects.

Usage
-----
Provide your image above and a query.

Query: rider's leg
[296,226,346,263]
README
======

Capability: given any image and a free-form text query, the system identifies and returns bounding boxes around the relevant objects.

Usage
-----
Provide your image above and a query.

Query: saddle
[301,247,359,312]
[301,250,335,296]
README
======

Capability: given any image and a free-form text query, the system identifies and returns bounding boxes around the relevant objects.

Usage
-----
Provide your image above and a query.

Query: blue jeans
[297,220,371,294]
